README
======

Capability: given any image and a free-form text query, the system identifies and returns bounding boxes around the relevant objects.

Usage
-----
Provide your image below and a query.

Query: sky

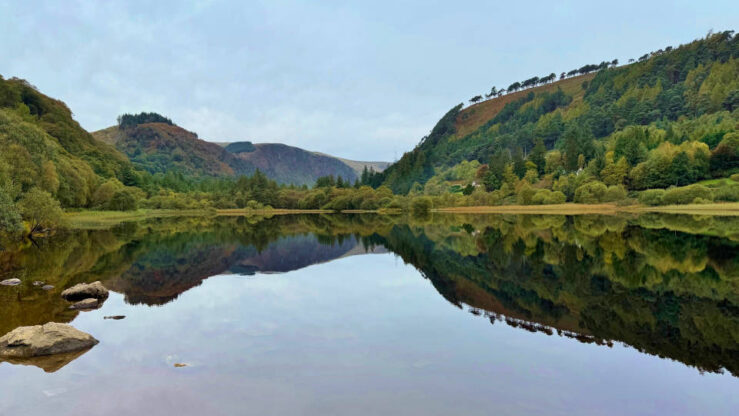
[1,1,736,161]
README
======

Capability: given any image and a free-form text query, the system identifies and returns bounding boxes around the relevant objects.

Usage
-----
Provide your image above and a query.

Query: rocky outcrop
[0,323,99,358]
[61,281,109,301]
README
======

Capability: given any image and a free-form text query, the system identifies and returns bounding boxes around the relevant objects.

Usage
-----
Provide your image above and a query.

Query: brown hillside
[454,73,596,139]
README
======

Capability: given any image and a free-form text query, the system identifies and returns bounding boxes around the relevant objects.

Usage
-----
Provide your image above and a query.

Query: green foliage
[531,189,566,205]
[661,185,714,205]
[380,31,739,203]
[107,188,139,211]
[117,112,173,129]
[0,187,22,232]
[17,188,63,228]
[638,189,666,206]
[574,181,608,203]
[411,196,433,214]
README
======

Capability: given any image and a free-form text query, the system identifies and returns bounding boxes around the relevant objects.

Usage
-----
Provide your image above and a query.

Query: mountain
[222,141,386,186]
[94,124,390,186]
[381,31,739,194]
[0,76,136,208]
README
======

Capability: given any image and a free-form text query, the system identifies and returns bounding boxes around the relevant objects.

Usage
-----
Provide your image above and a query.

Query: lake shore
[434,202,739,216]
[63,202,739,228]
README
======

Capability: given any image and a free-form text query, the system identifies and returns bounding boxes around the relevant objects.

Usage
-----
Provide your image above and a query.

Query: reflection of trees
[1,213,737,376]
[377,216,739,377]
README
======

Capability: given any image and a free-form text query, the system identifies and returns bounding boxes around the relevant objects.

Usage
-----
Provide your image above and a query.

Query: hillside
[223,142,359,186]
[380,31,739,195]
[0,76,136,208]
[93,124,251,177]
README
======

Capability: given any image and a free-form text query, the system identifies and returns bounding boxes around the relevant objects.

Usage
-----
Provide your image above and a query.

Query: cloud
[1,0,735,161]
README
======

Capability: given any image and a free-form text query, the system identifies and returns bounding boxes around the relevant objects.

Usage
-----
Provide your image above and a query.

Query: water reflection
[0,213,737,377]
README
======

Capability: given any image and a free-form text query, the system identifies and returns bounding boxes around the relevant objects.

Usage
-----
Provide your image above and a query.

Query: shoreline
[434,202,739,216]
[62,202,739,228]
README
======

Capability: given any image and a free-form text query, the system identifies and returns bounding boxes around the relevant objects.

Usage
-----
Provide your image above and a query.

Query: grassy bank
[435,202,739,216]
[63,208,335,228]
[63,202,739,229]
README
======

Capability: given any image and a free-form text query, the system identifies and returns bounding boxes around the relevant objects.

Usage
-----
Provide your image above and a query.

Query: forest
[378,31,738,200]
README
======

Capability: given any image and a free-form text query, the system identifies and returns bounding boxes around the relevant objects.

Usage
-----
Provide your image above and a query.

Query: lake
[0,213,737,415]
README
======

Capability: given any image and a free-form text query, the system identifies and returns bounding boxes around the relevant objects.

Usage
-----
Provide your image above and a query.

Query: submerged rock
[69,298,99,310]
[0,323,99,358]
[61,281,109,301]
[0,278,21,286]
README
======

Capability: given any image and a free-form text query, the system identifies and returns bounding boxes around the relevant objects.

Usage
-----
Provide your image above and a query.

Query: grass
[63,201,739,229]
[694,177,739,187]
[63,208,335,228]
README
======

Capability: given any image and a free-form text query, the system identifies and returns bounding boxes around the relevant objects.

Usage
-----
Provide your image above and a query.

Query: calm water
[0,214,737,415]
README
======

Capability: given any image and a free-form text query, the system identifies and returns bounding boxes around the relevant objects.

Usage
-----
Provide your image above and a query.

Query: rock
[174,363,188,368]
[0,278,21,286]
[61,281,109,301]
[69,298,99,310]
[104,315,125,320]
[0,323,99,358]
[32,281,45,286]
[41,285,55,291]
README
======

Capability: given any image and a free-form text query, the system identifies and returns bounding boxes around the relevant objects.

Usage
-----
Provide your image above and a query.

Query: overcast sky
[1,1,736,161]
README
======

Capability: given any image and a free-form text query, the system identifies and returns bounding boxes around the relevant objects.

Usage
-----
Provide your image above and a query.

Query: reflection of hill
[229,235,359,274]
[379,222,739,377]
[105,234,371,305]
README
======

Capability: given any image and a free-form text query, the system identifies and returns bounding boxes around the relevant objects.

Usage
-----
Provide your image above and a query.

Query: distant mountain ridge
[93,125,389,186]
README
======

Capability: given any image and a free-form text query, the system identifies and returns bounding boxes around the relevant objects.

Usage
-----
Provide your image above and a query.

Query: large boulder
[0,323,99,358]
[61,281,109,301]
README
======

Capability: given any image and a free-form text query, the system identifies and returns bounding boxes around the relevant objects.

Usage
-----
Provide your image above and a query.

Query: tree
[600,152,629,185]
[0,187,22,233]
[17,188,63,231]
[108,189,139,211]
[529,139,547,175]
[512,147,526,178]
[469,95,483,104]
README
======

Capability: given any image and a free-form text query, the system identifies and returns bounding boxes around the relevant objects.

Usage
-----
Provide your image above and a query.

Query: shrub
[638,189,666,206]
[602,185,627,202]
[411,197,433,214]
[661,185,714,205]
[246,200,263,210]
[531,189,566,205]
[574,181,607,203]
[516,183,536,205]
[17,188,63,228]
[107,189,139,211]
[731,173,739,182]
[712,184,739,202]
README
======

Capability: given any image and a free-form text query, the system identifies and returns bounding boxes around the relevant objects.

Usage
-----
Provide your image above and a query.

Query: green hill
[380,31,739,199]
[93,123,252,177]
[0,76,136,208]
